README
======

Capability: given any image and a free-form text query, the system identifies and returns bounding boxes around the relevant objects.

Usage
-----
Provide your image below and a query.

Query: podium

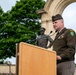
[16,42,56,75]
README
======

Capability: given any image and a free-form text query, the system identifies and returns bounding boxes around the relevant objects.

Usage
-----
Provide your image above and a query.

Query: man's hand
[56,55,61,60]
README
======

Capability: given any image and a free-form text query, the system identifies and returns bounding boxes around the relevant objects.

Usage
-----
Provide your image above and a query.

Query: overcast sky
[0,0,76,64]
[62,2,76,32]
[0,0,20,12]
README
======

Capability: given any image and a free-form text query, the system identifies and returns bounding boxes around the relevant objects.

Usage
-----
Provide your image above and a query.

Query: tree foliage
[0,0,45,60]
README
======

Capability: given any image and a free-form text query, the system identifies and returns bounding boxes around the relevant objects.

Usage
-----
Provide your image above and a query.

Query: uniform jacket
[53,28,76,64]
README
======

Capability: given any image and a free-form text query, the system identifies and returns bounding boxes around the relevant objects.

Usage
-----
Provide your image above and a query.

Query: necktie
[55,32,59,39]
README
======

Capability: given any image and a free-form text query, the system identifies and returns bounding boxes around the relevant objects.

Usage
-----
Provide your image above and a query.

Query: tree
[0,0,45,59]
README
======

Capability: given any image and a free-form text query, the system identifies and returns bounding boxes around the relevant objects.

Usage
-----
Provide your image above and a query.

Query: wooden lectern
[16,42,56,75]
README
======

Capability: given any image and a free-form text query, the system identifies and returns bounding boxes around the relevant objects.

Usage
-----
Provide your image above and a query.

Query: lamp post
[7,61,11,75]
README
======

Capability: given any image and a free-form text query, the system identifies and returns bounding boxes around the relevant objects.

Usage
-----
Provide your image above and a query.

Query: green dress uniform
[53,28,76,75]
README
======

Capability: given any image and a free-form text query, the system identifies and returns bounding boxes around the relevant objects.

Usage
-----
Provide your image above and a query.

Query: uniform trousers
[57,61,75,75]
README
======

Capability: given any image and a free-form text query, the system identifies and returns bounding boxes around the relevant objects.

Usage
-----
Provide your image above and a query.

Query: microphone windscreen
[50,31,53,34]
[55,30,58,32]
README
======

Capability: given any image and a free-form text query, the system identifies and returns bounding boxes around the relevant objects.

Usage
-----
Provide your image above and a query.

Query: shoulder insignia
[70,29,75,36]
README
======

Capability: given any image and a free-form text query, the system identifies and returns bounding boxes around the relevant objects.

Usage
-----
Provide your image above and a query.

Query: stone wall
[0,64,76,75]
[0,64,15,74]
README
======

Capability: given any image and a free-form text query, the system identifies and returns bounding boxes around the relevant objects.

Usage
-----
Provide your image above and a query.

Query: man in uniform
[52,14,76,75]
[36,27,53,48]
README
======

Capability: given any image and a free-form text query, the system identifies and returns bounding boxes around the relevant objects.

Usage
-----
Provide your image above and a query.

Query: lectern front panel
[19,42,56,75]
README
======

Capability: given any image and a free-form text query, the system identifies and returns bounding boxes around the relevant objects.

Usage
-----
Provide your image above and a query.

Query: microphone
[50,30,57,36]
[55,30,58,32]
[50,31,53,34]
[48,31,53,35]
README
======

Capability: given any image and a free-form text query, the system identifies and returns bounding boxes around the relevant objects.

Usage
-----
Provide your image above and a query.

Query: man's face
[52,19,63,31]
